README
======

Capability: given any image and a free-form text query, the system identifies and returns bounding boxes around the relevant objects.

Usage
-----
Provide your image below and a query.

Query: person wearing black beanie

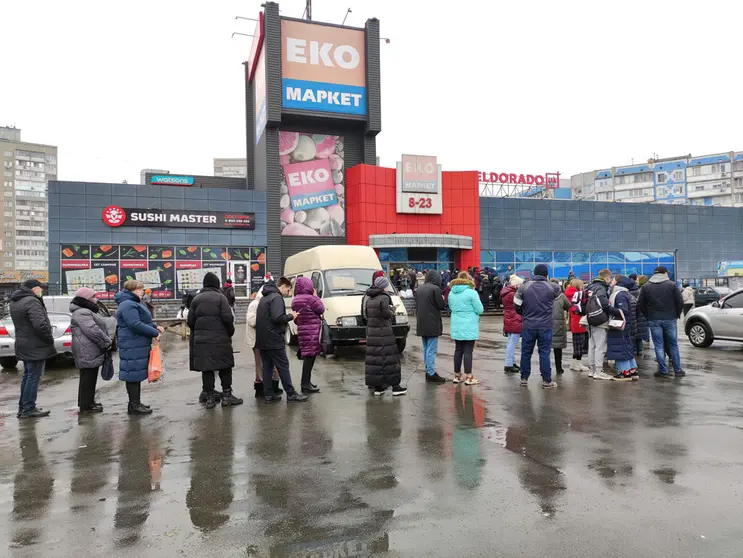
[187,273,243,408]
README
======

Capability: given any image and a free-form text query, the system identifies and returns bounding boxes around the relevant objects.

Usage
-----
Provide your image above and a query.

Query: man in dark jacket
[10,279,55,418]
[637,266,685,378]
[514,264,560,388]
[415,270,446,384]
[255,277,307,403]
[586,269,613,380]
[188,272,242,408]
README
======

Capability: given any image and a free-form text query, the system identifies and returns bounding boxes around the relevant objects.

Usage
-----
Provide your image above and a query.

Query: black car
[693,286,731,307]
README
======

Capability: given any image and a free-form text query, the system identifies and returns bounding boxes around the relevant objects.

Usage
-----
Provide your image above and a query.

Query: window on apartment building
[672,170,683,181]
[735,193,743,203]
[4,262,13,268]
[691,167,701,176]
[735,162,743,171]
[711,163,727,173]
[657,172,666,183]
[3,151,12,157]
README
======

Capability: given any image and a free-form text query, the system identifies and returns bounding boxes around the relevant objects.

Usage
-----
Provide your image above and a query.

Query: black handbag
[320,317,334,355]
[101,351,115,381]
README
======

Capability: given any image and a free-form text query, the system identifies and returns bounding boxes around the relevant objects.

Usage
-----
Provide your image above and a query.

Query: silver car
[0,295,117,369]
[685,288,743,348]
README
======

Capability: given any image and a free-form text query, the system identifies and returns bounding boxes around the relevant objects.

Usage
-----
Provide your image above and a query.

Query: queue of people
[8,262,688,419]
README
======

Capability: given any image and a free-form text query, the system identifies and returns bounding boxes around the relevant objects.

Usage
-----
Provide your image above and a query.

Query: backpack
[585,290,609,326]
[572,289,589,316]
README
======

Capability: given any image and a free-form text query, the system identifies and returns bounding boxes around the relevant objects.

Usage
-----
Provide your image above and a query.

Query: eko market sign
[102,206,255,229]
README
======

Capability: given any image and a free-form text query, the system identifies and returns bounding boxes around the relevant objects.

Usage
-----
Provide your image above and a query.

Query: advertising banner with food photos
[279,131,345,237]
[60,245,267,299]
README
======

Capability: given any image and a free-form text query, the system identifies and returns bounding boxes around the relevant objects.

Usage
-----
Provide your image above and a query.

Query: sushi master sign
[102,206,255,229]
[281,19,366,115]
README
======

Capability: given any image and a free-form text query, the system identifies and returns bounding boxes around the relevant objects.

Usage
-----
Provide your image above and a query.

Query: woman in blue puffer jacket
[115,280,163,415]
[447,272,484,385]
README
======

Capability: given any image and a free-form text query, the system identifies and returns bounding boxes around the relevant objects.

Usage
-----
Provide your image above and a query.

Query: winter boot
[205,391,218,409]
[221,389,244,406]
[254,382,264,398]
[199,390,222,403]
[128,402,153,415]
[272,379,284,396]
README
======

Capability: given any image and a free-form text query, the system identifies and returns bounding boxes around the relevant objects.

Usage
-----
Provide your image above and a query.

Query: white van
[283,246,410,353]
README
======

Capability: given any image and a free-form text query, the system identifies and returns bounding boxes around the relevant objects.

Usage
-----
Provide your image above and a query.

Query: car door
[695,288,711,306]
[712,292,743,340]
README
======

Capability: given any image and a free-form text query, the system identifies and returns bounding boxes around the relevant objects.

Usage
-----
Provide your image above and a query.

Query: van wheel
[0,357,18,369]
[285,328,298,346]
[396,338,407,353]
[688,321,713,348]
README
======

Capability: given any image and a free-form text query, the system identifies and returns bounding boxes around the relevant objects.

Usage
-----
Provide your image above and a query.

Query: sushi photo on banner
[279,131,345,237]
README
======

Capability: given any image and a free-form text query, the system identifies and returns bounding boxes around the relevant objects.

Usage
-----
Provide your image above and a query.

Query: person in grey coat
[70,287,113,413]
[551,285,572,375]
[10,279,56,419]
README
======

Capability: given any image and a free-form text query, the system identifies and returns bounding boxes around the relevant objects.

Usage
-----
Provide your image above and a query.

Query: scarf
[609,285,628,306]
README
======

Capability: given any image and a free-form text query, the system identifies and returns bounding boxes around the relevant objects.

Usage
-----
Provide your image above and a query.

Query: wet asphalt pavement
[1,317,743,557]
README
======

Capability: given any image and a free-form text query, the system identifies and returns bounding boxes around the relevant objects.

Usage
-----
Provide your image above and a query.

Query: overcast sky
[2,0,742,184]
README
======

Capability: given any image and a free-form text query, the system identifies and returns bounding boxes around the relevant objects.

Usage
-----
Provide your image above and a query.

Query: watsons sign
[150,175,194,186]
[102,206,255,229]
[281,19,366,115]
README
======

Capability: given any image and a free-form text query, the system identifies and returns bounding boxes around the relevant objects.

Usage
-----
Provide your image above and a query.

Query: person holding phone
[291,277,325,393]
[255,277,308,403]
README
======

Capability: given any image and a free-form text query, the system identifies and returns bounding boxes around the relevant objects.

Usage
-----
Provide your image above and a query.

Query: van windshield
[323,269,394,297]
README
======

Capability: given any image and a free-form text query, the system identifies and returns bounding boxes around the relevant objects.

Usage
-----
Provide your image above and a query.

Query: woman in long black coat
[188,272,243,408]
[364,276,405,396]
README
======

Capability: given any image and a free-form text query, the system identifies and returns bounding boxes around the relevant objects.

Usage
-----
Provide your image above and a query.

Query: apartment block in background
[0,126,56,273]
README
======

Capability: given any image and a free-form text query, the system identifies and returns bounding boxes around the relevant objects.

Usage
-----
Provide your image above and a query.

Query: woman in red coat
[564,279,589,372]
[501,274,523,374]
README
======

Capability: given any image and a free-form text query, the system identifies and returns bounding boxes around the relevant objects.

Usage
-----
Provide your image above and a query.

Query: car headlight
[395,314,408,325]
[339,317,358,327]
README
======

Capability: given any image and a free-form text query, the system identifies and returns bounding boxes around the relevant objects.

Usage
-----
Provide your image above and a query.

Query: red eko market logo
[102,205,127,227]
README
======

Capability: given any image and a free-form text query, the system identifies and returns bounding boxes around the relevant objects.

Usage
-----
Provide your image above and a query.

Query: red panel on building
[346,164,480,271]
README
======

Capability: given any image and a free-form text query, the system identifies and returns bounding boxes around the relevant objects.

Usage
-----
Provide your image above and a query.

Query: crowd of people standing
[8,259,688,418]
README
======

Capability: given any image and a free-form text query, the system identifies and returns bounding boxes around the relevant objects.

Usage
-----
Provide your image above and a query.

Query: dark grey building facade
[48,181,267,299]
[479,197,743,282]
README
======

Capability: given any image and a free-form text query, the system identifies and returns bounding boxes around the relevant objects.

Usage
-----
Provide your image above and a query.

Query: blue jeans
[19,359,46,416]
[520,329,553,382]
[505,333,520,366]
[648,319,681,374]
[422,336,439,376]
[615,357,638,372]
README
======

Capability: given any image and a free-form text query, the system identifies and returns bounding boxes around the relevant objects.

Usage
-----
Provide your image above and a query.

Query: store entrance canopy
[369,234,473,250]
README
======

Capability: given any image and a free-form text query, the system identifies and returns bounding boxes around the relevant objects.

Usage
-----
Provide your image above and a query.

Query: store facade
[48,181,267,298]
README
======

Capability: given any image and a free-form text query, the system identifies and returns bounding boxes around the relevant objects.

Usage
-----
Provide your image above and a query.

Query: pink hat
[74,287,97,300]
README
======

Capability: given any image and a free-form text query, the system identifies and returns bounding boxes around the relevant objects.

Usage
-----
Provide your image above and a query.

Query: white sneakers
[593,371,614,381]
[571,359,589,372]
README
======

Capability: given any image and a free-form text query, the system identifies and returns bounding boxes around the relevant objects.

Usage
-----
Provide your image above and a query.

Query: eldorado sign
[102,206,255,229]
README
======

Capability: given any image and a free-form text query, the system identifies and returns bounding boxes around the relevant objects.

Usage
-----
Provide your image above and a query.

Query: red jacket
[564,285,587,334]
[501,284,522,334]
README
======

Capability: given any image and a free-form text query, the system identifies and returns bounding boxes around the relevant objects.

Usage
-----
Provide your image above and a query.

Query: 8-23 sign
[408,197,433,209]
